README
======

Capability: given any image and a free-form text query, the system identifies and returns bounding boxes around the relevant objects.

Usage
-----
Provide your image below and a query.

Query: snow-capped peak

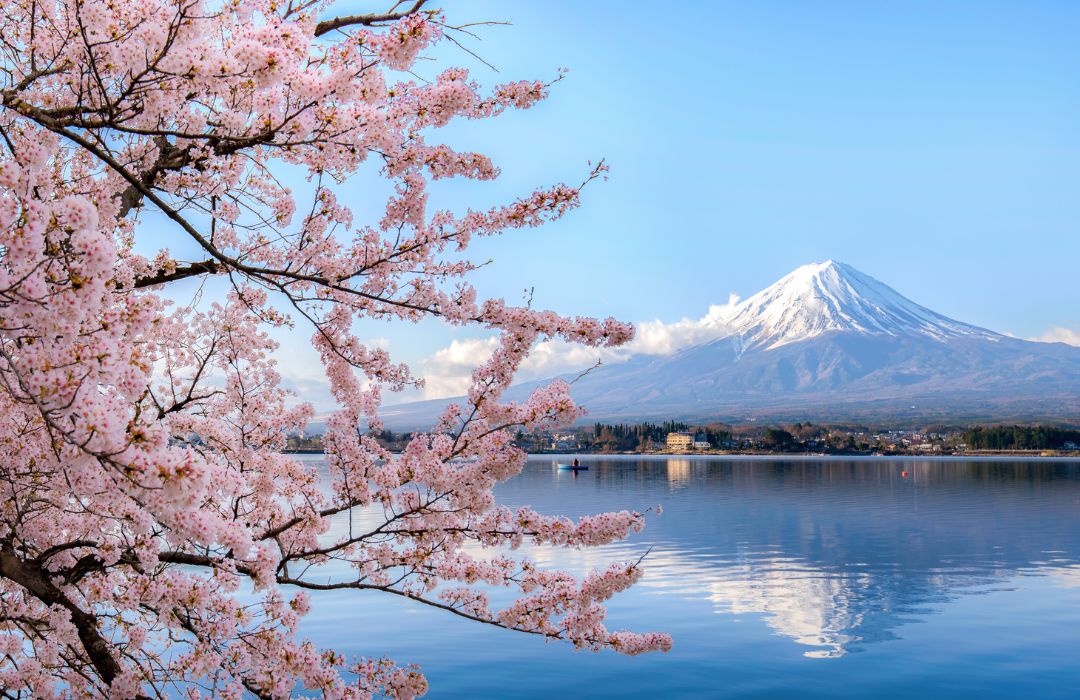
[717,260,998,350]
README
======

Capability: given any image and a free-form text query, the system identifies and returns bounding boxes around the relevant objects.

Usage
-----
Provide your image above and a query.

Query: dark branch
[314,1,430,37]
[133,259,220,288]
[0,546,151,699]
[115,137,191,218]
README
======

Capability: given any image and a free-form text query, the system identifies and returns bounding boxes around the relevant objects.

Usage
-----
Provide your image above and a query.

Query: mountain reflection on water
[499,458,1080,659]
[299,455,1080,698]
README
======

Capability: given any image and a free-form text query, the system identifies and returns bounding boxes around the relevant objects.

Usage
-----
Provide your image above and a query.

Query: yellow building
[666,432,693,450]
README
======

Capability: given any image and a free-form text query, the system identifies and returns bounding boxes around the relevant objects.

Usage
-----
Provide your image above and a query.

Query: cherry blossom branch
[0,4,665,695]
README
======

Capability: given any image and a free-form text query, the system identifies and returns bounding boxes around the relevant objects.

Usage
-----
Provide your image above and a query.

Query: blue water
[296,456,1080,698]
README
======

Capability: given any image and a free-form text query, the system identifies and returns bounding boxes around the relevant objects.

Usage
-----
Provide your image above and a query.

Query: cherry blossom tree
[0,1,671,697]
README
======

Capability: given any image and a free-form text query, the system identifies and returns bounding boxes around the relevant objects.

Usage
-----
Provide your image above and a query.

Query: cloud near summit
[1029,326,1080,347]
[417,294,742,400]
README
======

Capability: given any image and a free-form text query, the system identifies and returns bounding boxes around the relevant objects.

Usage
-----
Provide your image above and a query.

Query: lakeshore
[288,422,1080,458]
[283,448,1080,458]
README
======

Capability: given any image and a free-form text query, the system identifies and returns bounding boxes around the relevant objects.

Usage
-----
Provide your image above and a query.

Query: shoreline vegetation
[283,449,1080,458]
[284,423,1080,458]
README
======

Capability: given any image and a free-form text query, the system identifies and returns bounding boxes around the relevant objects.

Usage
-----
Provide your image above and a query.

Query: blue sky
[414,0,1080,331]
[148,2,1080,406]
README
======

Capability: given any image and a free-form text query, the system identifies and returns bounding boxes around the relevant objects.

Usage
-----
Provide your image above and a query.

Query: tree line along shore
[284,423,1080,456]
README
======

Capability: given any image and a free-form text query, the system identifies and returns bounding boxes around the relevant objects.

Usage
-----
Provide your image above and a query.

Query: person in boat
[572,458,579,467]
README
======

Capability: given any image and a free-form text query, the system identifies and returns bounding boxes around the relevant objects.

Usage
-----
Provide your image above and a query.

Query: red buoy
[901,470,908,478]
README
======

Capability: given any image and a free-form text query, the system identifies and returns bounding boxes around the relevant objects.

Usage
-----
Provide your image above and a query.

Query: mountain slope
[383,262,1080,427]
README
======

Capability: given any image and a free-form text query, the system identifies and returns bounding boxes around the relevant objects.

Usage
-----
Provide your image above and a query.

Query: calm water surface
[297,456,1080,698]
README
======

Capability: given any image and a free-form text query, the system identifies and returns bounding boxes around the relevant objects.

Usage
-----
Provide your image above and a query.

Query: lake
[296,455,1080,698]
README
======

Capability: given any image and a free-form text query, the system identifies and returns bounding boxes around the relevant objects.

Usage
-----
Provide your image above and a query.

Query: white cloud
[1029,326,1080,347]
[418,337,500,399]
[414,294,742,400]
[520,340,618,376]
[631,293,741,355]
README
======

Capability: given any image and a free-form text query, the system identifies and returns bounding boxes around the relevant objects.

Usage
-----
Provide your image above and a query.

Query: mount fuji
[384,261,1080,426]
[713,260,999,351]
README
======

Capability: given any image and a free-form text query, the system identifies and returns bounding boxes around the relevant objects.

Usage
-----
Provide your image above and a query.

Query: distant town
[285,422,1080,456]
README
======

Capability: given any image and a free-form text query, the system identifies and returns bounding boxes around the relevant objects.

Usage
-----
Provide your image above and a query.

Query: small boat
[557,464,589,471]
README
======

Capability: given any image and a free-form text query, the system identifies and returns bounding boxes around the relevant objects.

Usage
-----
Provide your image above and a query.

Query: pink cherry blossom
[0,1,669,697]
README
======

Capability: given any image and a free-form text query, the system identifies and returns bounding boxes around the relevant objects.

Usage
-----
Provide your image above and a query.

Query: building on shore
[666,432,694,450]
[550,433,579,451]
[693,433,711,450]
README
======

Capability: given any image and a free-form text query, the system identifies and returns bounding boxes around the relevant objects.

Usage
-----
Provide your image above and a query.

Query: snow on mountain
[718,260,999,350]
[383,262,1080,427]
